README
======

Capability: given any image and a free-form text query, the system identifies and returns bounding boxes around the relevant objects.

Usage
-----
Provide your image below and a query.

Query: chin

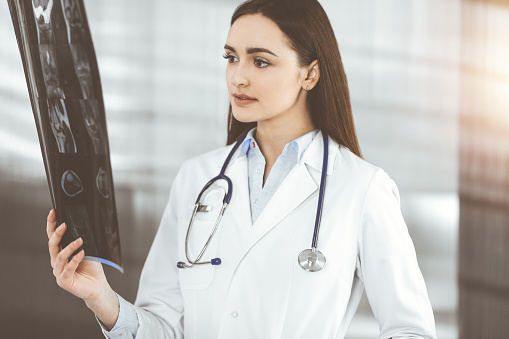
[231,109,258,124]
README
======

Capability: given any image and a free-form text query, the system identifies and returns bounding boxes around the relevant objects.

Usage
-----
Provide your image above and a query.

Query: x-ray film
[8,0,122,272]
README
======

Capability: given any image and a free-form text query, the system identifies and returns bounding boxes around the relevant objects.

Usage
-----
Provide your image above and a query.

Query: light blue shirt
[99,128,318,338]
[97,293,139,338]
[239,127,318,223]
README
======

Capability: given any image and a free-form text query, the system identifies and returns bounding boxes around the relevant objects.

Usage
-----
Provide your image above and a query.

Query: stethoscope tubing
[196,175,233,205]
[178,131,250,269]
[220,131,250,176]
[194,131,249,205]
[311,132,328,250]
[183,202,227,267]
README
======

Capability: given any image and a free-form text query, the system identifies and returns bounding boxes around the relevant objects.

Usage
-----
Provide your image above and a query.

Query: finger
[48,223,66,267]
[57,250,85,289]
[53,236,83,277]
[46,209,56,240]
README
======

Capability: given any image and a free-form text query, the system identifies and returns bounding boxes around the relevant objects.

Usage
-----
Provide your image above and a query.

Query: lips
[233,92,257,106]
[233,93,256,100]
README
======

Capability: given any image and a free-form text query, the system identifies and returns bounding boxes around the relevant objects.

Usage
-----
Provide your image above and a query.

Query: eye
[223,53,238,63]
[254,58,270,68]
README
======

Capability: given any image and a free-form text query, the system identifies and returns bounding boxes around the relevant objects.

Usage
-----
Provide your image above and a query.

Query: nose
[229,63,249,88]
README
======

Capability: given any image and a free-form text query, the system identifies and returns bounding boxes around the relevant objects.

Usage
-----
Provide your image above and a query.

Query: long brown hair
[226,0,362,158]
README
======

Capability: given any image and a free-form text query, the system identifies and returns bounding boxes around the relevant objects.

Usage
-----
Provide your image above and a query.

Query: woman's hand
[46,209,119,330]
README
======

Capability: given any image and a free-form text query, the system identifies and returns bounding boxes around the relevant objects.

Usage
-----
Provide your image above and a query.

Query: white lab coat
[131,132,437,339]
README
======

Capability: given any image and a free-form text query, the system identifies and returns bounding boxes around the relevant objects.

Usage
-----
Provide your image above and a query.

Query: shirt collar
[237,127,318,162]
[238,127,257,158]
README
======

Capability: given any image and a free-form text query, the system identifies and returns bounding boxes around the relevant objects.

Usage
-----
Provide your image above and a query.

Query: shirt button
[231,311,238,318]
[254,199,258,205]
[257,168,262,174]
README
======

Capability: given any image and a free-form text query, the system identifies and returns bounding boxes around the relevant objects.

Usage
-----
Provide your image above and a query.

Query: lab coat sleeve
[357,169,437,339]
[131,166,186,339]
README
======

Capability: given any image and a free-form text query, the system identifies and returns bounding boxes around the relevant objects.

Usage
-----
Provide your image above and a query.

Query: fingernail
[58,223,65,230]
[74,237,82,245]
[48,209,53,217]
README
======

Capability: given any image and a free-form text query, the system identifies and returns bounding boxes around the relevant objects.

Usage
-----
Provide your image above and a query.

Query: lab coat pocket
[177,218,220,289]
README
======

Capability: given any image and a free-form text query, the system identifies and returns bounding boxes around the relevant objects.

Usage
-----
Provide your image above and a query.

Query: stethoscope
[177,130,328,272]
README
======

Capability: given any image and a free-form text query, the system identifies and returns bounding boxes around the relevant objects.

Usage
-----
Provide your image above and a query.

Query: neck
[254,111,316,166]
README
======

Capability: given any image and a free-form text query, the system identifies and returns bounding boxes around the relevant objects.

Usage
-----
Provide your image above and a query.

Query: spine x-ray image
[8,0,123,272]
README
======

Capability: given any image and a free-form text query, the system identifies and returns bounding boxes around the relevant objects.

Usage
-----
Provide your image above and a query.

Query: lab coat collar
[299,131,338,176]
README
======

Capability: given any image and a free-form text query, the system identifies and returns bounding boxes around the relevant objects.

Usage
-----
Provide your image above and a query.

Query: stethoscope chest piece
[298,248,326,272]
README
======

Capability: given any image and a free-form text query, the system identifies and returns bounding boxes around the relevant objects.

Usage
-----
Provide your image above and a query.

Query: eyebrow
[224,44,279,57]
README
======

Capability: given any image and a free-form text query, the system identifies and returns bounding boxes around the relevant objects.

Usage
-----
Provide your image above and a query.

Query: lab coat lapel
[251,161,318,236]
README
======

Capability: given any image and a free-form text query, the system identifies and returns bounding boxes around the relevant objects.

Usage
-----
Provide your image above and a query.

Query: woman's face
[224,13,308,125]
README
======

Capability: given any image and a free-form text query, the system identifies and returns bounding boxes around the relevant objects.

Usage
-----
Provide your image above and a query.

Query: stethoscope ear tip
[177,261,186,269]
[211,258,221,265]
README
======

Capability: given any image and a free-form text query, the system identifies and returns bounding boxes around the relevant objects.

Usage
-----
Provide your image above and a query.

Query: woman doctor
[46,0,438,338]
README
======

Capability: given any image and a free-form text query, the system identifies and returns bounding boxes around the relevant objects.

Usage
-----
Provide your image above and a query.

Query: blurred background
[0,0,507,338]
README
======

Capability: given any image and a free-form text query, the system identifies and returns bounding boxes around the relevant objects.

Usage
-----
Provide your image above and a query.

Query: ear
[302,60,320,91]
